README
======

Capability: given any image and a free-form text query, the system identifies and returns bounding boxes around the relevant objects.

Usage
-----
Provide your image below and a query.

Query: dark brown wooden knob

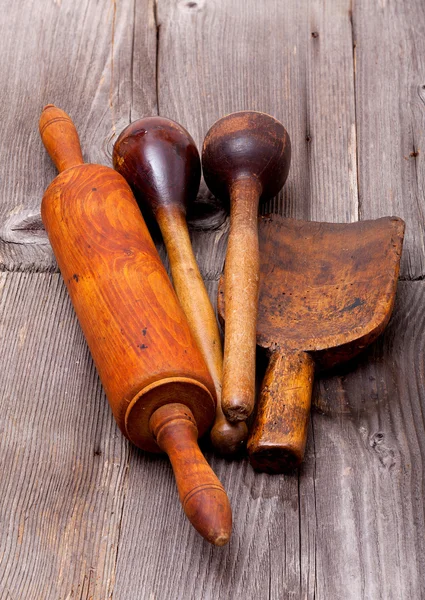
[114,117,248,455]
[113,117,200,217]
[202,111,291,205]
[202,111,291,423]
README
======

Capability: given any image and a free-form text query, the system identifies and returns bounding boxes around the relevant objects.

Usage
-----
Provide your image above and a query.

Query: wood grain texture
[1,0,425,597]
[0,0,157,272]
[353,0,425,280]
[156,0,358,224]
[0,272,130,600]
[310,282,425,599]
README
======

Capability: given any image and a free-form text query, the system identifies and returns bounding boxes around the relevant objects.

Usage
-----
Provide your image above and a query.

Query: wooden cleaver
[218,214,404,473]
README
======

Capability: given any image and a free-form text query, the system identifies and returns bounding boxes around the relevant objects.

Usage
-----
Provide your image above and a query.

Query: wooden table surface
[1,1,424,598]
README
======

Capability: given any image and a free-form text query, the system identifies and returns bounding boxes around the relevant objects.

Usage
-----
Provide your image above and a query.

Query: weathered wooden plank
[353,0,425,279]
[113,449,305,599]
[1,280,421,599]
[307,0,359,223]
[156,0,358,228]
[0,272,130,599]
[0,0,157,272]
[310,281,425,599]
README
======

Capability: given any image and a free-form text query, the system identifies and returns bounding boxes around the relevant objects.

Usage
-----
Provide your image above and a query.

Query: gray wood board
[0,0,157,272]
[0,272,130,599]
[353,0,425,279]
[2,275,423,599]
[0,0,424,598]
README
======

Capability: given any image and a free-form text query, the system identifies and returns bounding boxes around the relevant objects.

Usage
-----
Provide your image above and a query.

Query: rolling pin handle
[149,403,232,546]
[39,105,84,173]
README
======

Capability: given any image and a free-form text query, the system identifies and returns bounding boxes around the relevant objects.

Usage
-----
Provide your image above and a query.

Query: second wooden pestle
[113,117,247,455]
[202,111,291,422]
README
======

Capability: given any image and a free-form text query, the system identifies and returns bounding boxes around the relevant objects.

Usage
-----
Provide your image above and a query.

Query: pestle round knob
[210,400,247,456]
[114,118,247,455]
[202,111,290,205]
[150,403,232,545]
[202,111,291,422]
[113,117,200,217]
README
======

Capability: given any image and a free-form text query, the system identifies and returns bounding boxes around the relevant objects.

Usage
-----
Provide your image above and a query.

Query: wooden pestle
[113,117,247,455]
[39,105,232,545]
[202,111,291,422]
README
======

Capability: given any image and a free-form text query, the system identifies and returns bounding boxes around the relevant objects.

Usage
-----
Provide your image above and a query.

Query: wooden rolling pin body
[39,105,231,545]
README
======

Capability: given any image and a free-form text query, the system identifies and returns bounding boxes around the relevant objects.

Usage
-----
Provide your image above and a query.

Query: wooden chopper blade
[218,213,405,472]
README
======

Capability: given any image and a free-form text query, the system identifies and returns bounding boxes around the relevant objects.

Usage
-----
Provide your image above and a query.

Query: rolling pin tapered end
[183,479,232,546]
[150,403,232,546]
[39,105,84,173]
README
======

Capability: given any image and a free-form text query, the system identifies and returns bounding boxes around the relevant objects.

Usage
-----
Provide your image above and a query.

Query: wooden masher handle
[221,177,261,422]
[247,351,314,473]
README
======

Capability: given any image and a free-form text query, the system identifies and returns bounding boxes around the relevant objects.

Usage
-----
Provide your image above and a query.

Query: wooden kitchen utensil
[202,111,291,423]
[113,117,247,455]
[218,214,405,473]
[39,105,232,545]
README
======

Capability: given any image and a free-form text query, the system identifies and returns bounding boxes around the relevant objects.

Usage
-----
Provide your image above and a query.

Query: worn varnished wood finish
[202,111,291,423]
[249,351,315,472]
[40,106,216,450]
[150,403,232,545]
[39,105,231,545]
[219,215,405,471]
[1,0,425,598]
[113,117,247,454]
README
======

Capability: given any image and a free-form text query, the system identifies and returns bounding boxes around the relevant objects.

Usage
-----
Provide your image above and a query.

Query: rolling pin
[113,117,248,455]
[39,105,232,546]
